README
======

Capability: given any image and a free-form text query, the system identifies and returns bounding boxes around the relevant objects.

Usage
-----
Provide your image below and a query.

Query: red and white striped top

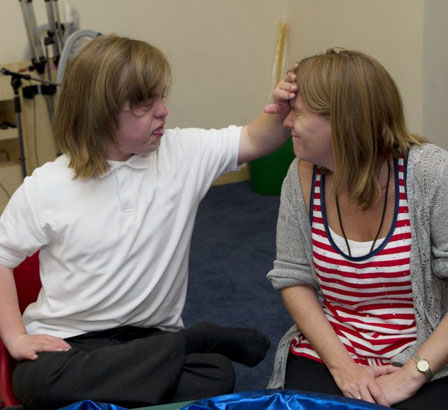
[290,157,416,366]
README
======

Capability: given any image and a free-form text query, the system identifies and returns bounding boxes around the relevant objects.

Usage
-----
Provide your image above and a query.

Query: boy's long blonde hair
[296,49,425,209]
[54,34,171,179]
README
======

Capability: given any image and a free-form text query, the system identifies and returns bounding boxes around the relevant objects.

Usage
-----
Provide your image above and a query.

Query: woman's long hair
[296,48,425,209]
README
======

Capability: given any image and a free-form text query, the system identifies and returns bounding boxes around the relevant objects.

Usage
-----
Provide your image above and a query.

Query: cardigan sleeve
[267,159,319,291]
[428,146,448,279]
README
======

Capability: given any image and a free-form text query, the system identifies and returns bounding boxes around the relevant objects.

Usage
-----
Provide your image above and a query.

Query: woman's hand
[7,333,71,361]
[330,362,399,407]
[264,62,298,116]
[376,362,427,405]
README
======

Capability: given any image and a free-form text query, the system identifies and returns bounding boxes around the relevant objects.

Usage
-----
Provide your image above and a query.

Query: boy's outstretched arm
[237,63,298,165]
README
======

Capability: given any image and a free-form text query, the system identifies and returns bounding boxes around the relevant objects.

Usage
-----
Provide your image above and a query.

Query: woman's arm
[377,146,448,405]
[377,312,448,405]
[0,264,70,360]
[282,285,394,406]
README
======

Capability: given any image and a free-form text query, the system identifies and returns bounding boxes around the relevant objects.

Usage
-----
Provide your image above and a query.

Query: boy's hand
[264,62,299,116]
[7,333,71,361]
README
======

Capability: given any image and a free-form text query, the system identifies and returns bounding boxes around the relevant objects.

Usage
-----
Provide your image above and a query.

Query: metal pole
[1,68,60,174]
[19,0,38,62]
[18,0,46,74]
[53,0,65,53]
[10,77,27,179]
[44,0,61,66]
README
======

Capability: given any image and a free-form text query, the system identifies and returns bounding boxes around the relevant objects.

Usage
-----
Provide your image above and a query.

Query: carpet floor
[183,181,292,392]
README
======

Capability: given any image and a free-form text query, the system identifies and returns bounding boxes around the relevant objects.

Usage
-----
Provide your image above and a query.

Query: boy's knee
[206,353,236,394]
[174,353,235,402]
[13,352,73,410]
[13,360,50,409]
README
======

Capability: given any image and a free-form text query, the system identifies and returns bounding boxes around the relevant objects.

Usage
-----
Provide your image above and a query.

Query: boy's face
[107,97,168,161]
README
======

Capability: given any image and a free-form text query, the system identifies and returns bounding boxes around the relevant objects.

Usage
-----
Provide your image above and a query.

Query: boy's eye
[132,101,154,116]
[140,103,154,111]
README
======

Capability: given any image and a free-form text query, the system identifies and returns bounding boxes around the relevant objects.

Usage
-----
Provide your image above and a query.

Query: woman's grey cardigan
[267,143,448,388]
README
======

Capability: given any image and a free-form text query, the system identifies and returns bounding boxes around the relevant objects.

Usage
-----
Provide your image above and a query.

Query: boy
[0,34,292,409]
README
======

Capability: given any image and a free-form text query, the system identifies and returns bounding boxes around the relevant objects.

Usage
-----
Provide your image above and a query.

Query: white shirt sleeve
[0,174,49,268]
[163,125,242,198]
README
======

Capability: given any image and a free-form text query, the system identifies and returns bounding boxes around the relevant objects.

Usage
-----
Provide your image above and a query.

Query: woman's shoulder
[283,159,314,214]
[407,143,448,205]
[408,143,448,178]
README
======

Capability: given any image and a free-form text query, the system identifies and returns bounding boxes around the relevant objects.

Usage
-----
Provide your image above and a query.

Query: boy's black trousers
[13,326,235,410]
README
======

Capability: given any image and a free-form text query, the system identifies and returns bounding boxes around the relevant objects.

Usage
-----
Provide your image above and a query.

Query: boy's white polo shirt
[0,126,241,338]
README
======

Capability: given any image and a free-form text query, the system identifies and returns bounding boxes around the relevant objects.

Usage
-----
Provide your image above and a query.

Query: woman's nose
[283,110,294,128]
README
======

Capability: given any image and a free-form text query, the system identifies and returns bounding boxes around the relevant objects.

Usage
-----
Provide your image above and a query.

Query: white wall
[423,0,448,149]
[1,0,288,129]
[286,0,424,137]
[1,0,446,148]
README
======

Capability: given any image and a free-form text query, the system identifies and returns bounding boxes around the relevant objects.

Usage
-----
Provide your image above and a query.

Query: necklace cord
[335,160,391,257]
[335,191,352,257]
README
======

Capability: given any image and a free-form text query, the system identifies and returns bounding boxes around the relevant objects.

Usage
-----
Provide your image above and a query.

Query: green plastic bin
[249,137,295,195]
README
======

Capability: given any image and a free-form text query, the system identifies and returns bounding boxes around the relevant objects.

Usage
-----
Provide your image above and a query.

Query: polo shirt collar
[99,152,153,178]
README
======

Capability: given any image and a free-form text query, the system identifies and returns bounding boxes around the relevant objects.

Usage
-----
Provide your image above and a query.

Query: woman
[265,49,448,409]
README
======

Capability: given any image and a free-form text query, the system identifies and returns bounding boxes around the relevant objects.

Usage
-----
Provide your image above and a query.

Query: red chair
[0,252,41,407]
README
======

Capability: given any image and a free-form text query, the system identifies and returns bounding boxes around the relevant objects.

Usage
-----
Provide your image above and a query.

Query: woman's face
[283,94,334,171]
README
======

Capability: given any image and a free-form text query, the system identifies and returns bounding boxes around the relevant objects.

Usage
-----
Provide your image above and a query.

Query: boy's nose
[155,99,168,118]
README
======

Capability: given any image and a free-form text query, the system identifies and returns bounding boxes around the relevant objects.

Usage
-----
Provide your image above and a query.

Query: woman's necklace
[335,160,391,257]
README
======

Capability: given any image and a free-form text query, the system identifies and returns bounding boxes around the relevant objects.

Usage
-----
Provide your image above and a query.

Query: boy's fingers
[264,103,281,114]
